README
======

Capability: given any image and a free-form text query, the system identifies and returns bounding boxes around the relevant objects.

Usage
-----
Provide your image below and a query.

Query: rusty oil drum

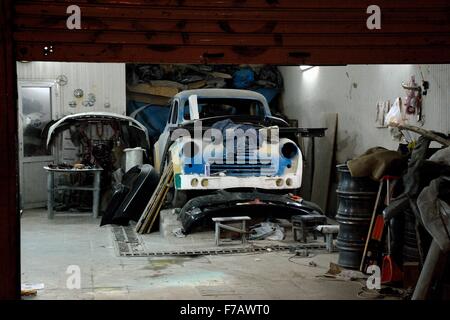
[335,164,378,269]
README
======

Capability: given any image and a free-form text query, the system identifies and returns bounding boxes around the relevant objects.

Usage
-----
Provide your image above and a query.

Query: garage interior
[1,1,450,302]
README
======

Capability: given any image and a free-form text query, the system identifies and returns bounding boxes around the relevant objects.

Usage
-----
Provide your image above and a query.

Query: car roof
[174,89,267,102]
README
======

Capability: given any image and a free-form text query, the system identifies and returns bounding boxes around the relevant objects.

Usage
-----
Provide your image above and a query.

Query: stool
[292,214,327,242]
[316,225,339,252]
[212,216,251,246]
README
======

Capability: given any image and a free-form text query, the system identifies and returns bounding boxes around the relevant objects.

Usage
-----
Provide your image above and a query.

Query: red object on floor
[381,255,403,284]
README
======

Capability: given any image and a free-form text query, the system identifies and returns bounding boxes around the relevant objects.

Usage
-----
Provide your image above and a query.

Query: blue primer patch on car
[182,163,205,175]
[277,157,292,176]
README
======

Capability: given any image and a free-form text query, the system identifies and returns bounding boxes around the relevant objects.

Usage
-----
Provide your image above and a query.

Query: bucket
[124,147,145,172]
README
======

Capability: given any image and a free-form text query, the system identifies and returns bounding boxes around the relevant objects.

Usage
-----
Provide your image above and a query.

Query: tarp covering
[127,101,170,140]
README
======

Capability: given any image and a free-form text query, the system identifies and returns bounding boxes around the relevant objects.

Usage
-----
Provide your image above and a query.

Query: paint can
[124,147,145,172]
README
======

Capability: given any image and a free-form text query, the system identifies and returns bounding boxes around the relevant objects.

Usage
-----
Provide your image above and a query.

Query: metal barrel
[335,164,378,269]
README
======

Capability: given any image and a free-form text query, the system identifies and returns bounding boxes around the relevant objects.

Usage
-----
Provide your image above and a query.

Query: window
[184,98,264,120]
[170,100,179,124]
[21,87,53,157]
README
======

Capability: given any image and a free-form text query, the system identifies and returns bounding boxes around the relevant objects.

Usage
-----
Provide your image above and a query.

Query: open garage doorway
[17,61,450,300]
[2,0,450,302]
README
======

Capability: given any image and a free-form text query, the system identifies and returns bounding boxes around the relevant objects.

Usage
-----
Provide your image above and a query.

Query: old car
[154,89,317,208]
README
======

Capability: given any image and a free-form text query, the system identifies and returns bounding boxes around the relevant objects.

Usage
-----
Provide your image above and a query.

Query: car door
[153,99,179,173]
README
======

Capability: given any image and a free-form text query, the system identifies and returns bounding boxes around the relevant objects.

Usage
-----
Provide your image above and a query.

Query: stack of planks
[136,163,173,234]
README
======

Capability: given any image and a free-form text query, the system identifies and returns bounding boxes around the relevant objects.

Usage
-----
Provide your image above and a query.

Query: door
[18,81,57,209]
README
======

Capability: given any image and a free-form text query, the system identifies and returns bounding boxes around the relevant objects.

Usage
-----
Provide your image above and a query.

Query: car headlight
[182,141,200,158]
[280,142,298,159]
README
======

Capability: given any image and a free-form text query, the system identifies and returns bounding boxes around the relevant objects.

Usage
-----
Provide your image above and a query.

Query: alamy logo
[170,121,282,175]
[366,5,382,30]
[66,5,81,30]
[366,265,381,290]
[66,265,81,289]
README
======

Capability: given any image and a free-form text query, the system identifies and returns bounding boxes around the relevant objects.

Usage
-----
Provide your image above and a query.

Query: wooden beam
[15,43,450,64]
[0,0,20,300]
[14,3,450,22]
[15,17,450,34]
[13,30,450,47]
[14,0,450,10]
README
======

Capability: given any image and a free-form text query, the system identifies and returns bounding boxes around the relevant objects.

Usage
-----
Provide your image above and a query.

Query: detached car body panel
[46,111,150,149]
[179,190,324,233]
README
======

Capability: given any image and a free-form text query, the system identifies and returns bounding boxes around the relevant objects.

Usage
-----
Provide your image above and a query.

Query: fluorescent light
[299,65,314,71]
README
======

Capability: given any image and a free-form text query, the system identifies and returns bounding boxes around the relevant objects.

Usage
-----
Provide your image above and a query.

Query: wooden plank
[14,3,450,22]
[15,43,450,64]
[0,0,20,300]
[301,136,314,201]
[127,83,179,98]
[311,113,337,213]
[126,92,171,105]
[136,164,173,234]
[14,0,450,9]
[13,30,450,47]
[15,17,450,34]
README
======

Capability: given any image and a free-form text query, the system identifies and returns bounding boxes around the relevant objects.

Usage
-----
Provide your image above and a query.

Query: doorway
[18,81,57,209]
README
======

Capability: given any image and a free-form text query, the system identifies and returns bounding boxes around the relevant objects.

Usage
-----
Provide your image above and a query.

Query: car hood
[46,112,150,148]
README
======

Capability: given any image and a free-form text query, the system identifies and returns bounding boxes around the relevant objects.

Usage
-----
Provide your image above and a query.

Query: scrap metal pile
[336,126,450,298]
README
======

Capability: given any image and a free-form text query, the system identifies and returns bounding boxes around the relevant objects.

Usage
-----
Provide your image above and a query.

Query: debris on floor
[321,262,367,282]
[172,227,186,238]
[249,222,285,241]
[358,286,411,300]
[21,283,45,297]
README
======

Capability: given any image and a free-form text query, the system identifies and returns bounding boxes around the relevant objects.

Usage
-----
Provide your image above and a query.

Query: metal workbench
[44,166,103,219]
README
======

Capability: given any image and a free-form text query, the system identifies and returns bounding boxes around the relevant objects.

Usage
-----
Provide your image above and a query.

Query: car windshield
[184,98,265,120]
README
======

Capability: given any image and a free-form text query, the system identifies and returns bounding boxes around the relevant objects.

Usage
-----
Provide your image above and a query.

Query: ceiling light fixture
[299,65,314,71]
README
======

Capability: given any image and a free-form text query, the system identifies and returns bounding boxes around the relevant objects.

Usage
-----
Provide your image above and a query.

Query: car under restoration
[153,89,326,233]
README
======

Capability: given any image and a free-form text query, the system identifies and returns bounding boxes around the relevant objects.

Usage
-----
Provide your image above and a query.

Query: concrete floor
[21,209,366,300]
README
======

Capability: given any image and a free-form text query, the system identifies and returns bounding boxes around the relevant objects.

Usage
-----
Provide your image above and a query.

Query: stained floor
[21,209,366,300]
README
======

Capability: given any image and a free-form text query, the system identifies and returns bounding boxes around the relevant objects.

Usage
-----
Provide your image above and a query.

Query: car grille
[210,163,275,176]
[209,147,275,177]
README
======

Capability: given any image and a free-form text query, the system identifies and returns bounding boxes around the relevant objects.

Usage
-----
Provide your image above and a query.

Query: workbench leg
[47,171,54,219]
[215,222,220,246]
[242,220,247,244]
[92,171,100,219]
[326,234,333,253]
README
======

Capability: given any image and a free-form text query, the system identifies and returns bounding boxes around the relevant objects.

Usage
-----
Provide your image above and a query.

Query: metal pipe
[412,240,443,300]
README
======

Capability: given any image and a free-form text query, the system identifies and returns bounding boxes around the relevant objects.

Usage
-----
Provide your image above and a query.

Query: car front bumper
[174,173,301,190]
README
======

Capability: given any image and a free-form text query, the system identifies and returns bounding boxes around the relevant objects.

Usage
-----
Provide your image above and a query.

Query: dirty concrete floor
[21,209,366,300]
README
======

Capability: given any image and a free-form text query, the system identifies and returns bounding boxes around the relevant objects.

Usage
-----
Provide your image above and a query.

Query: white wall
[16,62,126,164]
[16,61,126,117]
[279,65,450,163]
